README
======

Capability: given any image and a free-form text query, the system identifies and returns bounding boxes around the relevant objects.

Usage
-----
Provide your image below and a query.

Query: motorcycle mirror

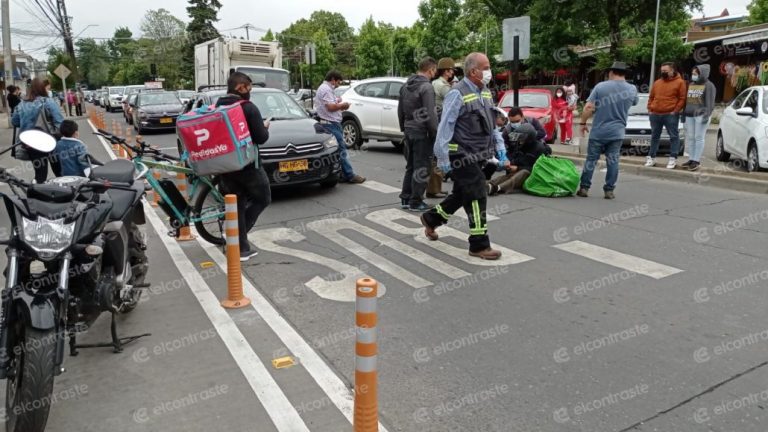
[18,130,57,153]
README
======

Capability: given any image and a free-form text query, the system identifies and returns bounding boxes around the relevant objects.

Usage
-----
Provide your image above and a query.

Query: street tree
[75,38,111,88]
[301,29,337,88]
[748,0,768,24]
[140,9,187,88]
[261,29,275,42]
[356,17,392,78]
[415,0,465,59]
[184,0,222,82]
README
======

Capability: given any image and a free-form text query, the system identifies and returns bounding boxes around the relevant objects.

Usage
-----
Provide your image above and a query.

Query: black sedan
[132,91,185,134]
[178,88,342,188]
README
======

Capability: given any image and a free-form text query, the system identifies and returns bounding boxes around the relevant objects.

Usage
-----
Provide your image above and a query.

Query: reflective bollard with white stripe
[355,278,378,432]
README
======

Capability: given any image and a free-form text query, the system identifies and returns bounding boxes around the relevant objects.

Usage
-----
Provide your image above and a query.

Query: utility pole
[2,0,13,125]
[648,0,661,88]
[245,25,250,40]
[58,0,77,77]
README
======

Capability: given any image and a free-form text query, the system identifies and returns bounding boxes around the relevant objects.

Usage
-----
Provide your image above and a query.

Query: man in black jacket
[488,123,547,194]
[398,57,439,212]
[216,72,271,261]
[506,106,547,143]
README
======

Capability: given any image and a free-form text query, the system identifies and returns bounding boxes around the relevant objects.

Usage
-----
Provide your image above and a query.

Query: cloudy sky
[9,0,753,58]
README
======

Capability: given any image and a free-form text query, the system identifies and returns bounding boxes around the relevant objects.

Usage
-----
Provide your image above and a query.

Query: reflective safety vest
[448,79,496,159]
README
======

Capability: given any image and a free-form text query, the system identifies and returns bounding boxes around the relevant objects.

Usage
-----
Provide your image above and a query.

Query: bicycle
[94,129,226,246]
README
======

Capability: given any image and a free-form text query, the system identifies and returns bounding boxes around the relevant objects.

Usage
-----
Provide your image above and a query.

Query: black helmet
[508,123,538,144]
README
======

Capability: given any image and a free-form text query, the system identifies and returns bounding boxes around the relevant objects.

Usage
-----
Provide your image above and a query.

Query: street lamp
[648,0,661,88]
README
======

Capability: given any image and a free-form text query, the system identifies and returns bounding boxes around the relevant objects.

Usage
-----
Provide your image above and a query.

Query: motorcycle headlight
[324,136,339,150]
[22,216,76,257]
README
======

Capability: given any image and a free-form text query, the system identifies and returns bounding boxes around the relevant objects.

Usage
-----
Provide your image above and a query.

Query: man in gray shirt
[577,62,638,200]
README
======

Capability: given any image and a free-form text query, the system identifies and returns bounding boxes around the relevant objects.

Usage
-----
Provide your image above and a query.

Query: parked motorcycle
[0,130,151,432]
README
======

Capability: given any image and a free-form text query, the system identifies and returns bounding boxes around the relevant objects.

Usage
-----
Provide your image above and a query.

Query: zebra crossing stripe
[553,240,683,279]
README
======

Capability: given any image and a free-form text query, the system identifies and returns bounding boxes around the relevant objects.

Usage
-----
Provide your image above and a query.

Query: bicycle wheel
[192,177,226,246]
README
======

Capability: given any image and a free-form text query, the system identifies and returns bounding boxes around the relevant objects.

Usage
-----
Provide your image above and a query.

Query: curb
[551,152,768,195]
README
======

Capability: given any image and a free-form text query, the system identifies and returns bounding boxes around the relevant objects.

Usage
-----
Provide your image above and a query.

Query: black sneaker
[681,160,693,167]
[688,161,701,171]
[408,202,433,212]
[400,199,409,209]
[488,183,500,196]
[240,247,259,262]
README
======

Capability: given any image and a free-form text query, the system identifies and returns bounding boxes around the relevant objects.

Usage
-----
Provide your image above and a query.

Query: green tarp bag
[523,156,580,197]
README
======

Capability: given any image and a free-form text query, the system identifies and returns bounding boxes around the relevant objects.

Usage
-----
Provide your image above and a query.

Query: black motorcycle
[0,130,151,432]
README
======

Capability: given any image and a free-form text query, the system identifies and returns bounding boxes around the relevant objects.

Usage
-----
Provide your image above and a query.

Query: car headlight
[138,110,147,118]
[22,216,76,257]
[324,136,339,150]
[540,115,551,124]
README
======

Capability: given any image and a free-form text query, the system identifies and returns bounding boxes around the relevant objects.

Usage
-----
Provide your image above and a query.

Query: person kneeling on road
[216,72,271,262]
[488,123,547,195]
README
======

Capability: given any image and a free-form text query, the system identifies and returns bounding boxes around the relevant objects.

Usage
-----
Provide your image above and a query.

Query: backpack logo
[193,129,210,147]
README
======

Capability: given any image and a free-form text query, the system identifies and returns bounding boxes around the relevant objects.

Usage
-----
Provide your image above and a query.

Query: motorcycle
[0,130,151,432]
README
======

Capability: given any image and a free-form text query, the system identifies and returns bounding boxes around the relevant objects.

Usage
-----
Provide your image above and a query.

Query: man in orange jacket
[645,62,687,169]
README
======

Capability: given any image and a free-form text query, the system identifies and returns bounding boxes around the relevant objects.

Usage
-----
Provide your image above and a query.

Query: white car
[104,86,126,112]
[717,86,768,172]
[341,77,407,151]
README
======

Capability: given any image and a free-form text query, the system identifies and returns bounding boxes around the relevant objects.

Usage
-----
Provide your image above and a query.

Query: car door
[733,90,759,159]
[380,81,404,137]
[722,89,751,157]
[351,82,388,135]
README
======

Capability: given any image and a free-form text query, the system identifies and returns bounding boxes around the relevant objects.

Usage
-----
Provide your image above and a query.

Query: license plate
[279,159,309,172]
[631,139,650,146]
[160,117,173,124]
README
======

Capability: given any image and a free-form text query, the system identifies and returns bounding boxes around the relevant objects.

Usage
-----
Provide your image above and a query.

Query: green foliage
[46,47,78,90]
[356,17,393,78]
[76,38,111,89]
[261,29,275,42]
[748,0,768,25]
[621,13,692,66]
[186,0,222,46]
[301,29,337,88]
[414,0,465,59]
[140,9,188,89]
[278,10,356,77]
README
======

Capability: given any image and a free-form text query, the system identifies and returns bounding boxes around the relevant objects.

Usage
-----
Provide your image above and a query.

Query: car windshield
[250,91,308,120]
[141,93,181,106]
[109,88,124,95]
[238,67,291,92]
[628,95,650,115]
[500,92,549,108]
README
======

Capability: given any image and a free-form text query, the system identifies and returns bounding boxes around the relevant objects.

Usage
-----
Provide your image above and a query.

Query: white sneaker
[666,157,677,169]
[644,156,655,167]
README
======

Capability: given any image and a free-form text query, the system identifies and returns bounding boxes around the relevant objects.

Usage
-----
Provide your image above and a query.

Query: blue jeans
[649,113,680,158]
[324,122,355,180]
[580,138,622,192]
[685,116,709,162]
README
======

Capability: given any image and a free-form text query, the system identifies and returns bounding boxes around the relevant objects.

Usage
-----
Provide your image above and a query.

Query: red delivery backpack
[177,101,257,176]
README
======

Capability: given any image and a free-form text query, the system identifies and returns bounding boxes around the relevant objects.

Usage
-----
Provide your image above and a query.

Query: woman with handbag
[11,78,64,183]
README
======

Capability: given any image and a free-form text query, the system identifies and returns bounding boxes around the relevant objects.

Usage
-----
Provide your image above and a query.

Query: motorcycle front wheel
[5,327,56,432]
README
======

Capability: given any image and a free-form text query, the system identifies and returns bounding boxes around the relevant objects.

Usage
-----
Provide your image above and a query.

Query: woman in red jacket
[553,88,572,145]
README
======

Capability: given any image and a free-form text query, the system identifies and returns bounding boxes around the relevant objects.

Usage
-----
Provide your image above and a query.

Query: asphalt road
[1,104,767,432]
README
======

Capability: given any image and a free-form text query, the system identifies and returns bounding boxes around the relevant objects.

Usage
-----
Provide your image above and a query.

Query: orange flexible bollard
[355,278,379,432]
[221,194,250,309]
[150,170,161,207]
[175,170,189,201]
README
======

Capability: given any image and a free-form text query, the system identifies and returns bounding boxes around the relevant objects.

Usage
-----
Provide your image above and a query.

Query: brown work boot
[420,214,438,241]
[604,190,615,200]
[347,175,366,184]
[469,248,502,260]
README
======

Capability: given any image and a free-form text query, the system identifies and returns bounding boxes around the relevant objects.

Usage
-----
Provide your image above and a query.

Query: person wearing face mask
[215,72,271,261]
[646,62,687,169]
[398,57,440,211]
[315,70,366,184]
[428,57,457,198]
[553,88,573,145]
[681,65,715,171]
[421,52,507,261]
[506,107,547,144]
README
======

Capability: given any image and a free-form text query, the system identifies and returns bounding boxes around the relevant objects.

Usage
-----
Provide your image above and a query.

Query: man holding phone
[315,70,366,184]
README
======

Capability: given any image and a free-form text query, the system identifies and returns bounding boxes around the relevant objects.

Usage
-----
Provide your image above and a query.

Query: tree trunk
[607,1,622,59]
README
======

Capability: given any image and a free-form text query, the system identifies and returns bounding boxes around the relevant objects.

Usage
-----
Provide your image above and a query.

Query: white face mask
[691,74,699,81]
[47,90,53,98]
[482,69,493,85]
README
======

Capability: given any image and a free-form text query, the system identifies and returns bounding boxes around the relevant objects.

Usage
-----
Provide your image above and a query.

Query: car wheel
[715,132,731,162]
[547,127,557,144]
[342,119,362,149]
[747,141,760,172]
[392,139,405,153]
[320,172,339,188]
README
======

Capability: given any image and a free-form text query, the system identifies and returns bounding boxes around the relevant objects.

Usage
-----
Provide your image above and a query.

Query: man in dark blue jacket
[216,72,271,261]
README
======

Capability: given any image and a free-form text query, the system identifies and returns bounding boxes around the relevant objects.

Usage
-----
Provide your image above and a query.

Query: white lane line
[552,240,683,279]
[358,180,400,194]
[197,239,390,432]
[89,120,311,432]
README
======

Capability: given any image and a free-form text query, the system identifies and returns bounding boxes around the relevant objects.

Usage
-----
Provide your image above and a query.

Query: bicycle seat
[91,159,135,185]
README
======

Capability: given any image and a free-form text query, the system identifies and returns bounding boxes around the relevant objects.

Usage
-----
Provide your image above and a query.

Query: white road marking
[358,180,400,194]
[90,120,312,432]
[248,227,387,302]
[307,217,471,286]
[197,239,390,432]
[552,240,683,279]
[367,209,534,266]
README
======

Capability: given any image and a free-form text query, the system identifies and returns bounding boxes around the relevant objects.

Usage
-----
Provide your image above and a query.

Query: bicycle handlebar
[94,130,181,162]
